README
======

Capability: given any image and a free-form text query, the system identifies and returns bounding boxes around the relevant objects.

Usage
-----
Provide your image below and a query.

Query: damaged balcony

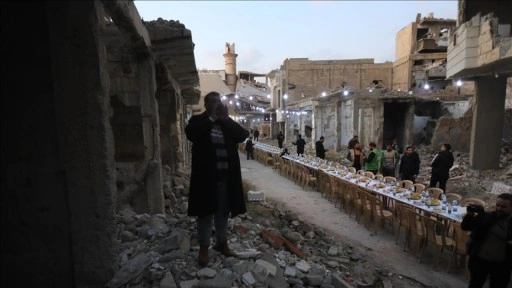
[447,12,512,79]
[417,38,448,53]
[146,19,200,104]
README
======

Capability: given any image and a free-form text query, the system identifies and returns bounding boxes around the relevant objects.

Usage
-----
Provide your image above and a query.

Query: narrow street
[239,152,467,288]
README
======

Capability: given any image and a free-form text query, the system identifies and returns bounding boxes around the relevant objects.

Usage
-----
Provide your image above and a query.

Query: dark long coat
[431,150,454,178]
[185,111,249,217]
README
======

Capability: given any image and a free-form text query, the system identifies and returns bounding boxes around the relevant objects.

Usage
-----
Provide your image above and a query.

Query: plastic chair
[395,203,414,246]
[427,187,444,200]
[413,183,426,194]
[384,176,397,184]
[445,193,462,203]
[401,180,414,189]
[448,222,470,278]
[420,216,455,269]
[368,194,394,235]
[461,198,486,207]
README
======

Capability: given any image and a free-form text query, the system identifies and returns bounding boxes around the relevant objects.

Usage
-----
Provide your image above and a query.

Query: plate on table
[408,193,421,200]
[360,177,369,182]
[429,199,440,206]
[373,183,386,189]
[394,187,404,193]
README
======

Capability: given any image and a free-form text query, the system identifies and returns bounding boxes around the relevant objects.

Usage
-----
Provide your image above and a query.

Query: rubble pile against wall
[107,165,427,288]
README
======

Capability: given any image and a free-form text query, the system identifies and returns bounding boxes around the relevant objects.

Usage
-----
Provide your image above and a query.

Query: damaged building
[198,43,272,135]
[446,0,512,169]
[266,7,511,171]
[1,1,199,286]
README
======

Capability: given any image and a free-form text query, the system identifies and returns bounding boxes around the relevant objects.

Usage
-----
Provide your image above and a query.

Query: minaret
[223,42,238,92]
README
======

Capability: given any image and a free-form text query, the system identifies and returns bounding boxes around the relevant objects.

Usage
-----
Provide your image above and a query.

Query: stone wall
[431,115,473,152]
[282,58,393,103]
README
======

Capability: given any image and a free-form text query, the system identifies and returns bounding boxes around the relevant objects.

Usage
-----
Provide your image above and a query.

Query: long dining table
[253,143,466,223]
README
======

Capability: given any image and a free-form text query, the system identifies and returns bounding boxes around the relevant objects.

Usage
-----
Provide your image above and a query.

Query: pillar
[470,77,507,169]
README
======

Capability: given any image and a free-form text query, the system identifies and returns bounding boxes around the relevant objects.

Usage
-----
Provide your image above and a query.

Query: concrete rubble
[107,140,512,287]
[106,166,407,288]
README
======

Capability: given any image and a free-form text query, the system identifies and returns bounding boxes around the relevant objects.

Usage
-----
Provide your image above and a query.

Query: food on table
[394,187,403,192]
[409,192,421,199]
[430,198,440,206]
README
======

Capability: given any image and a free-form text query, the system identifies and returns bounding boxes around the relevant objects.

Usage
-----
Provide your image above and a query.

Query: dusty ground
[239,152,469,288]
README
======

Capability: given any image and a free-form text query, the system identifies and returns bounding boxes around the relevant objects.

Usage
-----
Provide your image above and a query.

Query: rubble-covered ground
[106,141,511,288]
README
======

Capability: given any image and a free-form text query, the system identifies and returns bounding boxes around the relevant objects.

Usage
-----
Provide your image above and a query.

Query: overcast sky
[134,1,457,73]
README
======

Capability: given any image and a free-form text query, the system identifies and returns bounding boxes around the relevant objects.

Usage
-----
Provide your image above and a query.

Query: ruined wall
[393,57,411,91]
[441,100,470,118]
[431,116,473,152]
[503,109,512,141]
[357,97,384,148]
[105,25,164,215]
[1,2,121,286]
[315,104,338,149]
[395,23,416,60]
[282,58,393,103]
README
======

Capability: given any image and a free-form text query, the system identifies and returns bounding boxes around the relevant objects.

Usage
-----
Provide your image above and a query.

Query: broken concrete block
[247,190,266,201]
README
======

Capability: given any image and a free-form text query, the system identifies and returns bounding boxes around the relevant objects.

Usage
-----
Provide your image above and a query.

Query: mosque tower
[223,42,238,92]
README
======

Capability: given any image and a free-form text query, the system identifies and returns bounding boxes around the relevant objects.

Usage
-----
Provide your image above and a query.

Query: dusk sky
[135,1,457,73]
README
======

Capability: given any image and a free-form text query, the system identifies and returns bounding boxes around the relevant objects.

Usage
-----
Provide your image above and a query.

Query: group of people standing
[346,135,455,192]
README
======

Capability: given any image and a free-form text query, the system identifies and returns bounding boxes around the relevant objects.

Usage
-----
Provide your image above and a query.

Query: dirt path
[239,153,467,288]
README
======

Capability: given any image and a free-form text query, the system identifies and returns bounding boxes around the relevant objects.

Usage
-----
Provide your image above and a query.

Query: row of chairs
[266,154,481,275]
[312,168,476,275]
[394,202,469,275]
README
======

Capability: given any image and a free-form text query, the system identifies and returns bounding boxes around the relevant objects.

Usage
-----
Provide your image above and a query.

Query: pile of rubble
[106,168,414,288]
[414,142,512,203]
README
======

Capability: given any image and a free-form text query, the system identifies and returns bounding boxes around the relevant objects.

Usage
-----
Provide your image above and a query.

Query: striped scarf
[211,123,229,180]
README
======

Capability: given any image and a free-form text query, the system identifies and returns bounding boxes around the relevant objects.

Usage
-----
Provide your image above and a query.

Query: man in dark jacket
[462,193,512,288]
[399,145,420,183]
[429,143,454,193]
[185,91,249,267]
[292,134,306,156]
[315,136,327,159]
[245,137,254,160]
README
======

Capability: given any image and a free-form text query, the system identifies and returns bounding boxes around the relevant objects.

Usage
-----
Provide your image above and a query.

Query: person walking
[462,193,512,288]
[363,142,380,175]
[185,91,249,267]
[399,145,420,183]
[292,134,306,156]
[380,143,400,177]
[245,136,254,160]
[429,143,454,193]
[315,136,327,159]
[277,131,285,148]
